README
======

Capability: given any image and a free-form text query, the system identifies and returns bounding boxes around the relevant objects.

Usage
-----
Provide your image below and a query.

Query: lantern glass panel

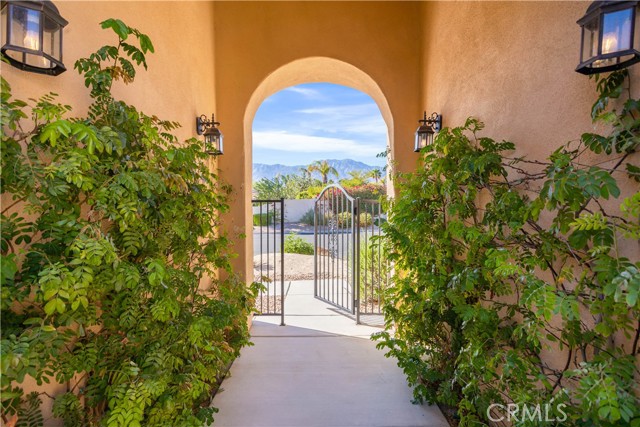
[25,50,51,69]
[10,6,41,51]
[43,14,61,61]
[602,8,633,54]
[581,16,599,63]
[204,130,223,154]
[414,130,431,152]
[1,6,7,49]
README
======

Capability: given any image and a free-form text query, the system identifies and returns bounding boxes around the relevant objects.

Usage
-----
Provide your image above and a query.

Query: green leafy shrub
[358,239,390,307]
[300,208,315,226]
[336,212,352,228]
[358,212,373,227]
[375,70,639,426]
[253,211,275,226]
[1,19,258,426]
[283,234,314,255]
[296,185,323,199]
[253,174,320,200]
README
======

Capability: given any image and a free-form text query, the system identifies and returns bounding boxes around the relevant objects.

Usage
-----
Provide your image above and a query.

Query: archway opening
[244,58,393,325]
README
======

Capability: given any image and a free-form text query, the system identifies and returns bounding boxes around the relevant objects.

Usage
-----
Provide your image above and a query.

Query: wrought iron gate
[252,198,285,326]
[314,185,389,323]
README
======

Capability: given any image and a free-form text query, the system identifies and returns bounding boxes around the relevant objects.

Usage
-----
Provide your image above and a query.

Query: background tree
[368,168,383,183]
[308,160,339,184]
[253,173,319,200]
[340,170,369,188]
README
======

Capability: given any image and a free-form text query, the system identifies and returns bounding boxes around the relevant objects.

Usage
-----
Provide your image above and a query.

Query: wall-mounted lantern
[0,0,68,76]
[414,111,442,152]
[196,114,223,155]
[577,1,640,74]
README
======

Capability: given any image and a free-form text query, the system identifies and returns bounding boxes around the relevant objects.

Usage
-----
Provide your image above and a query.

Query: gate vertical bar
[259,202,264,313]
[355,197,361,323]
[252,199,285,319]
[280,198,285,326]
[351,198,358,322]
[314,199,318,298]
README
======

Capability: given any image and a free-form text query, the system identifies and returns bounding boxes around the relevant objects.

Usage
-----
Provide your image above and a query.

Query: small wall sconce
[0,0,68,76]
[576,1,640,74]
[414,111,442,152]
[196,113,223,155]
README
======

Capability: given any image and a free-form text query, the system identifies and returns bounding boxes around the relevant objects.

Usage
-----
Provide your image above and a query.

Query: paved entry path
[211,280,448,427]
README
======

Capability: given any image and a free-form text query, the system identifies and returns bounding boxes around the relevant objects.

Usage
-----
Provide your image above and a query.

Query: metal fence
[313,185,389,324]
[314,185,358,314]
[252,198,285,326]
[357,199,388,318]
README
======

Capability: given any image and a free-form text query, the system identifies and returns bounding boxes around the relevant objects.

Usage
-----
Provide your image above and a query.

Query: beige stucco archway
[243,56,394,153]
[242,56,394,279]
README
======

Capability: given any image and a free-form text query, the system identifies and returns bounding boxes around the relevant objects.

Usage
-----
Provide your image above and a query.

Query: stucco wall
[419,0,639,372]
[419,1,639,251]
[284,199,315,223]
[213,1,423,281]
[2,1,217,144]
[420,1,640,162]
[1,2,217,424]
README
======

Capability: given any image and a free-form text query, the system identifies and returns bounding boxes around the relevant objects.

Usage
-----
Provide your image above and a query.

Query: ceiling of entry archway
[252,83,387,167]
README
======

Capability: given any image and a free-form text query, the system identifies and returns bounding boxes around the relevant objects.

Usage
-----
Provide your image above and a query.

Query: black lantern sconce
[1,0,68,76]
[196,114,223,155]
[414,111,442,152]
[577,1,640,74]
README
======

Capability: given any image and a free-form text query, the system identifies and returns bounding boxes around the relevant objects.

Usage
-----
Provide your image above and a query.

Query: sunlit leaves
[377,100,639,426]
[1,20,256,426]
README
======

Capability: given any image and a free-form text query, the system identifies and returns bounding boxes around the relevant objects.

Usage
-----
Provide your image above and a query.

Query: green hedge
[284,234,314,255]
[253,211,276,226]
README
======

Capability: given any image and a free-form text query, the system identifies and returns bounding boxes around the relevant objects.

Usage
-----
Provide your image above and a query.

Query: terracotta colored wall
[2,1,216,143]
[1,2,217,424]
[419,0,639,369]
[213,1,423,281]
[420,1,640,162]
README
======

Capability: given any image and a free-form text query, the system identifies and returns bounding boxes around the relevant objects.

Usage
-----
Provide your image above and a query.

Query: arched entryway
[243,57,394,285]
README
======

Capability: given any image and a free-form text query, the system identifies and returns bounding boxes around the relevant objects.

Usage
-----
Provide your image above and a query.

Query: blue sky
[252,83,387,167]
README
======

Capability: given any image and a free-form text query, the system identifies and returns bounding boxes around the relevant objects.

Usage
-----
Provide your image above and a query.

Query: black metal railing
[357,199,388,319]
[313,185,390,324]
[314,185,357,314]
[252,198,285,326]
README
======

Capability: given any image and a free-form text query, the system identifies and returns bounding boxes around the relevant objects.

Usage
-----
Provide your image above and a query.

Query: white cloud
[252,131,382,158]
[282,86,325,100]
[294,104,387,136]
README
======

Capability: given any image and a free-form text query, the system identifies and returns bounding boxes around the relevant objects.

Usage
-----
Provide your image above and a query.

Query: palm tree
[347,170,368,183]
[368,168,383,183]
[308,160,339,185]
[299,167,311,179]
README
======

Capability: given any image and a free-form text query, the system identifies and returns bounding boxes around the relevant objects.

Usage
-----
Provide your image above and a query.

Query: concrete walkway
[211,280,448,427]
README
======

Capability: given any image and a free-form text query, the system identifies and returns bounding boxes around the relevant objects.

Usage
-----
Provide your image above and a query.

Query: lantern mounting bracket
[196,114,220,135]
[414,111,442,153]
[418,111,442,132]
[196,113,223,155]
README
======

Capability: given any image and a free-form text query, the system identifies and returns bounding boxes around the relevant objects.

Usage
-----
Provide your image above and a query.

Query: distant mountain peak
[253,159,379,182]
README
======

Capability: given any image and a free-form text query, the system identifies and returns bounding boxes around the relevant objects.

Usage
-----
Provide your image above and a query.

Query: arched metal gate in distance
[314,184,389,324]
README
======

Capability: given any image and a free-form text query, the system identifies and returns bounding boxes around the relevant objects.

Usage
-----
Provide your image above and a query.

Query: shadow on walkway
[211,280,448,427]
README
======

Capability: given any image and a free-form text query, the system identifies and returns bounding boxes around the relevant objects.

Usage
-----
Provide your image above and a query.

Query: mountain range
[253,159,379,182]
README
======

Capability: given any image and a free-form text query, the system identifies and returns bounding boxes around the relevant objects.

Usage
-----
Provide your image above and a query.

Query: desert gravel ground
[253,253,332,281]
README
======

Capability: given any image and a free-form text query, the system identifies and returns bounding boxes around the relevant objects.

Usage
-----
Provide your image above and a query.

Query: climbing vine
[375,70,639,426]
[1,20,257,426]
